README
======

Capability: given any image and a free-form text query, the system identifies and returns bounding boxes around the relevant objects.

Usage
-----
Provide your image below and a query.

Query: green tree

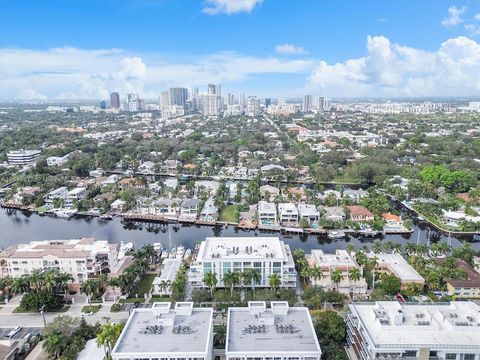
[97,322,125,359]
[268,273,282,294]
[331,269,343,291]
[203,272,218,299]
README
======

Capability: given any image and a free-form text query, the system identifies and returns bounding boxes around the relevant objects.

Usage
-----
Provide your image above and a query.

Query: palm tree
[43,332,66,359]
[346,244,355,254]
[11,276,29,295]
[348,268,361,292]
[243,268,261,294]
[222,271,238,297]
[203,272,218,299]
[159,280,171,294]
[331,269,343,291]
[368,256,378,290]
[96,322,124,359]
[372,240,382,254]
[268,273,281,294]
[300,267,311,284]
[43,271,57,293]
[81,279,99,306]
[309,266,322,285]
[213,324,227,348]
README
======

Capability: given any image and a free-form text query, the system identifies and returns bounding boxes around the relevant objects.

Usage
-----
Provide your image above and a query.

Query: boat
[176,245,185,258]
[169,247,177,258]
[359,229,380,237]
[153,242,162,252]
[118,241,134,259]
[100,214,113,220]
[417,215,425,221]
[53,209,77,219]
[183,248,192,260]
[327,230,345,239]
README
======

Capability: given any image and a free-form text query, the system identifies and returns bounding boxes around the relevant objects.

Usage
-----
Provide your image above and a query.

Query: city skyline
[1,0,480,100]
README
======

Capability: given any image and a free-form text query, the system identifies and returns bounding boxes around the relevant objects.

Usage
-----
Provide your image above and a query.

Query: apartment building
[308,250,367,295]
[112,302,213,360]
[188,237,297,288]
[226,301,322,360]
[0,238,120,284]
[7,150,41,165]
[346,301,480,360]
[366,252,425,289]
[446,259,480,298]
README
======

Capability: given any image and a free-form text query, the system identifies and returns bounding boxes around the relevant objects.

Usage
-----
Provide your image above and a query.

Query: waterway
[0,208,478,252]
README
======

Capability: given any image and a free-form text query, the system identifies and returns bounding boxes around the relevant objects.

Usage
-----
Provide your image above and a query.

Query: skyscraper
[169,87,188,108]
[126,94,138,112]
[227,93,235,106]
[99,100,107,110]
[246,96,261,117]
[303,94,313,112]
[207,84,221,96]
[110,92,120,109]
[265,98,272,108]
[160,91,170,111]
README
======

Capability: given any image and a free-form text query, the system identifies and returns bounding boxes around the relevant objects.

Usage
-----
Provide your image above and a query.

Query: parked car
[6,326,21,339]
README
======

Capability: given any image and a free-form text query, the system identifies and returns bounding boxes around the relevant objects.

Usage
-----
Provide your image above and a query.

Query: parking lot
[0,327,42,340]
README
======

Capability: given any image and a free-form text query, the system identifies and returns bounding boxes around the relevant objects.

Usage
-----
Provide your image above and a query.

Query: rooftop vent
[172,325,196,334]
[140,325,164,335]
[243,324,266,334]
[275,324,299,333]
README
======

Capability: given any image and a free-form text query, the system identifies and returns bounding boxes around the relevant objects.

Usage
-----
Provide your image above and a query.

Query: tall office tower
[227,93,235,106]
[110,92,120,109]
[323,98,331,111]
[265,98,272,108]
[303,94,313,112]
[126,94,138,112]
[278,97,286,106]
[137,98,145,111]
[99,100,107,110]
[198,94,220,116]
[169,87,188,108]
[160,91,170,111]
[239,93,246,113]
[207,84,221,96]
[316,96,325,111]
[245,96,261,117]
[192,87,199,97]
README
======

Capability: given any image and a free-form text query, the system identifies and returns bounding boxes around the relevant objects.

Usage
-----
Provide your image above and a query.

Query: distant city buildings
[110,92,120,109]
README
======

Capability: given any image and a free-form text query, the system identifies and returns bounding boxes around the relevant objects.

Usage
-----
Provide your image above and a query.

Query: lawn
[119,297,146,303]
[219,205,239,223]
[81,305,101,314]
[130,274,156,297]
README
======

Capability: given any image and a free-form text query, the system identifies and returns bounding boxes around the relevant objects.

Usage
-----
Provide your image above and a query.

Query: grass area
[219,205,239,223]
[13,305,70,313]
[130,274,156,297]
[110,303,122,312]
[81,305,101,314]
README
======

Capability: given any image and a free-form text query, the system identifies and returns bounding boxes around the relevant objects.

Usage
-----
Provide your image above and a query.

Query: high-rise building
[239,93,246,113]
[137,98,145,111]
[207,83,221,96]
[227,93,235,106]
[169,87,188,108]
[198,94,220,116]
[110,92,120,109]
[99,100,107,110]
[303,94,313,112]
[315,96,331,111]
[160,91,170,111]
[265,98,272,107]
[126,94,138,112]
[245,96,261,117]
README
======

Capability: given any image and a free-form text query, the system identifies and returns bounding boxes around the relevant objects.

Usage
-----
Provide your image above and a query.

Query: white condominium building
[188,237,297,288]
[308,249,367,294]
[346,301,480,360]
[112,302,213,360]
[0,238,120,284]
[258,201,277,225]
[7,150,41,165]
[226,301,322,360]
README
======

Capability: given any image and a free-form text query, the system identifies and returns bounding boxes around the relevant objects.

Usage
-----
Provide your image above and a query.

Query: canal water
[0,208,478,252]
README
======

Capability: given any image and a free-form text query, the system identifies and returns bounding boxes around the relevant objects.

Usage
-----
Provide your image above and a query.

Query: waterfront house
[343,189,368,203]
[257,201,277,226]
[347,205,374,222]
[318,206,346,222]
[199,198,218,222]
[297,204,320,224]
[278,203,299,225]
[179,198,200,218]
[44,186,68,207]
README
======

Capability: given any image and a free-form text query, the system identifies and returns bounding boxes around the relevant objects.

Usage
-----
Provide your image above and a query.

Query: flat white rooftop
[153,258,182,284]
[367,252,424,282]
[311,249,358,268]
[112,302,213,357]
[349,301,480,349]
[197,237,288,261]
[226,302,321,355]
[258,201,276,213]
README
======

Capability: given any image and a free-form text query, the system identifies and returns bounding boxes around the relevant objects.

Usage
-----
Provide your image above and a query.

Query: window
[446,355,457,360]
[463,355,475,360]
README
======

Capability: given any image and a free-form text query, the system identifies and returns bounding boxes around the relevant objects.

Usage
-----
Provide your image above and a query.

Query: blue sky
[1,0,479,100]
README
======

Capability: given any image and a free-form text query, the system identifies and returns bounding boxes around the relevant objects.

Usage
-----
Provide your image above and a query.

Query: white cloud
[441,5,466,27]
[475,13,480,20]
[202,0,263,15]
[275,43,307,55]
[0,47,314,100]
[307,35,480,97]
[465,24,480,36]
[17,89,48,101]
